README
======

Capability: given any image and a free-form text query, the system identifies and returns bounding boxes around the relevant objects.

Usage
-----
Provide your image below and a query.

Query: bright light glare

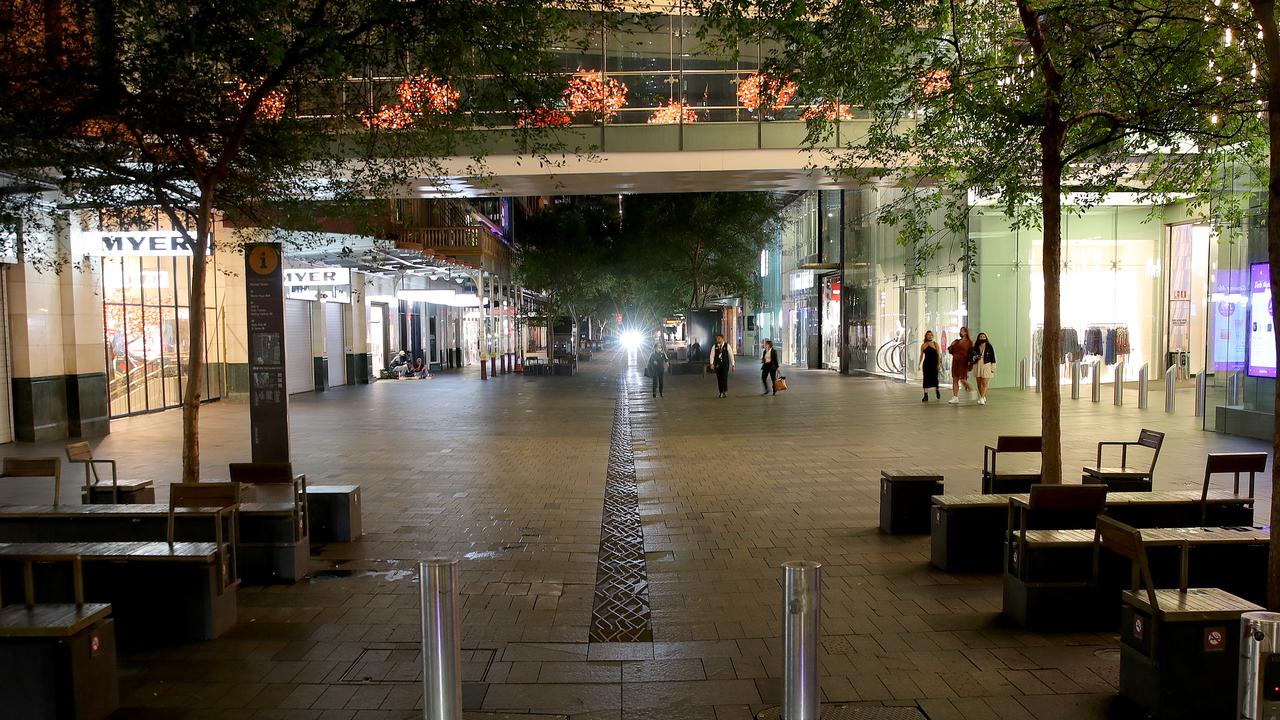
[620,330,644,351]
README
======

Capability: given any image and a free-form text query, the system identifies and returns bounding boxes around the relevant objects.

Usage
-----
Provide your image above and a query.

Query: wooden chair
[1,457,62,506]
[168,482,240,590]
[1199,452,1267,525]
[982,436,1042,493]
[1081,429,1164,492]
[0,551,112,636]
[65,441,155,504]
[229,462,309,541]
[1007,484,1108,575]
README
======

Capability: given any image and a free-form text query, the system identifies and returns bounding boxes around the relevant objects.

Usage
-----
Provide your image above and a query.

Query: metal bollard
[1165,365,1178,413]
[1018,358,1028,390]
[1070,361,1081,400]
[1034,361,1042,394]
[1091,362,1102,402]
[1239,611,1280,718]
[1137,364,1149,409]
[1229,372,1243,406]
[419,559,463,720]
[1113,360,1125,405]
[1195,367,1208,417]
[782,561,821,720]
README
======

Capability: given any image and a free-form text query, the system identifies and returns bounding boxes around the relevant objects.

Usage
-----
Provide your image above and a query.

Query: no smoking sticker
[1133,616,1144,639]
[1204,627,1226,652]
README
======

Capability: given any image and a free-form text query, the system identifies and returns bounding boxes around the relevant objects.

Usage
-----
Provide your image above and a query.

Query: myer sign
[284,266,352,303]
[76,231,215,257]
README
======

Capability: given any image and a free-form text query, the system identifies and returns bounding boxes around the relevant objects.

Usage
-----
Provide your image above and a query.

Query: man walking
[709,333,735,398]
[760,339,779,395]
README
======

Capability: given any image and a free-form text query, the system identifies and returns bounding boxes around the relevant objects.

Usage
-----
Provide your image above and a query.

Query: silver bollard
[1195,367,1207,417]
[419,559,463,720]
[1239,611,1280,719]
[1137,364,1149,409]
[1034,360,1042,394]
[1229,372,1243,406]
[1165,365,1178,413]
[1018,358,1028,390]
[1113,360,1125,405]
[782,560,821,720]
[1070,361,1081,400]
[1091,362,1102,402]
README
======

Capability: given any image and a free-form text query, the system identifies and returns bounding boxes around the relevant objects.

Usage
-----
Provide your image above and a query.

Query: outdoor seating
[228,463,310,583]
[1081,429,1164,492]
[981,436,1042,493]
[1,457,62,506]
[1096,516,1262,719]
[65,442,155,504]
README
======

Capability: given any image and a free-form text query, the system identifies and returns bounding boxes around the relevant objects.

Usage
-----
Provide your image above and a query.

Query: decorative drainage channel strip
[588,375,653,643]
[756,706,929,720]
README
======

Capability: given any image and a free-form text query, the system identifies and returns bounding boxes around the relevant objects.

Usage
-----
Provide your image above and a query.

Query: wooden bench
[1001,485,1109,629]
[66,441,155,504]
[1,457,62,506]
[0,541,235,646]
[1081,428,1164,492]
[1098,517,1263,719]
[228,463,310,583]
[931,489,1255,573]
[981,436,1042,493]
[0,553,118,720]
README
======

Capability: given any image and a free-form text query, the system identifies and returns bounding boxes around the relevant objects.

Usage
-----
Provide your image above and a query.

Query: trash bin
[1240,611,1280,719]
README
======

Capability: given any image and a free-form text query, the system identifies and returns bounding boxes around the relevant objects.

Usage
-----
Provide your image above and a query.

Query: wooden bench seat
[229,463,311,583]
[67,441,155,504]
[0,541,235,645]
[1124,587,1262,621]
[982,436,1042,494]
[931,489,1255,573]
[0,602,112,638]
[1082,429,1163,492]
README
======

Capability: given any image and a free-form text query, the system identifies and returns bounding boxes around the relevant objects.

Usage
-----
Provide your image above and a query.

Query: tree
[617,192,782,324]
[698,0,1248,484]
[0,0,605,483]
[515,197,618,348]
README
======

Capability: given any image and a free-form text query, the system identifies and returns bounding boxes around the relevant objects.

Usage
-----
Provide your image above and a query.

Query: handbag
[643,366,651,378]
[774,376,788,392]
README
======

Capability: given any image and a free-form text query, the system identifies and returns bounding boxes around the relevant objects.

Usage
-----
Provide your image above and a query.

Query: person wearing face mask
[947,326,974,404]
[968,332,996,405]
[919,330,941,402]
[708,333,735,398]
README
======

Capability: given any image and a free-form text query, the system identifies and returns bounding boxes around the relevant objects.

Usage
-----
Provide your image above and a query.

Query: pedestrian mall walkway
[0,352,1268,720]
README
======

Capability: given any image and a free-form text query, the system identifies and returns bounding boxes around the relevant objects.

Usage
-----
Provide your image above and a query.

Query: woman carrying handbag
[760,339,781,395]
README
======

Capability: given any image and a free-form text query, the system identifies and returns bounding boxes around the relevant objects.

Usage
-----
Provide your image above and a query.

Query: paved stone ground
[0,351,1269,720]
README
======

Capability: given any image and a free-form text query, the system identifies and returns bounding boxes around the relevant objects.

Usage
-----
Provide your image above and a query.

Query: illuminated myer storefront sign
[75,231,215,257]
[284,267,352,303]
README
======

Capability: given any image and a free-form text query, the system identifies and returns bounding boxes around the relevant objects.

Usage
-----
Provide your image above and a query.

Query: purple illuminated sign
[1248,263,1276,378]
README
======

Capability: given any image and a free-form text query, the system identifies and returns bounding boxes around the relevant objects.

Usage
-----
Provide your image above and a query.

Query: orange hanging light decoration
[362,70,459,129]
[226,79,288,121]
[736,72,798,112]
[801,101,854,121]
[516,107,573,128]
[563,70,628,119]
[647,100,698,124]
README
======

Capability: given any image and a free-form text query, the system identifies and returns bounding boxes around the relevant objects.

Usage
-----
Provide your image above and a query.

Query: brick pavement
[0,352,1269,720]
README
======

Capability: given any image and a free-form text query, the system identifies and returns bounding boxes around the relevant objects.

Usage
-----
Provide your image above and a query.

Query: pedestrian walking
[919,331,941,402]
[708,333,735,398]
[760,339,780,395]
[647,342,668,398]
[947,326,973,404]
[969,332,996,405]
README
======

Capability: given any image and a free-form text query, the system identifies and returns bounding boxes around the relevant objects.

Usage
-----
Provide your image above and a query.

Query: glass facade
[102,256,223,417]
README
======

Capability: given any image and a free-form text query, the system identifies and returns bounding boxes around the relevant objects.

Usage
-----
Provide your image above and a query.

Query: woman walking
[919,331,941,401]
[969,332,996,405]
[947,326,973,404]
[647,342,669,398]
[760,339,780,395]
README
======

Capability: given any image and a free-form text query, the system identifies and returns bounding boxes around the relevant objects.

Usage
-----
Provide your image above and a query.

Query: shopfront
[97,246,224,418]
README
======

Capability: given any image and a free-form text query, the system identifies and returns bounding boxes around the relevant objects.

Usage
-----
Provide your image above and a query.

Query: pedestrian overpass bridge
[417,119,878,197]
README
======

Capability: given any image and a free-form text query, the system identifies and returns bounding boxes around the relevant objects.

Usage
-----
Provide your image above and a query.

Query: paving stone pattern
[588,376,653,643]
[0,352,1269,720]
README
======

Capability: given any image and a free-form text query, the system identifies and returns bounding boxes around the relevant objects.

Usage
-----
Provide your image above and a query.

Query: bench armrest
[984,445,997,474]
[1095,441,1132,468]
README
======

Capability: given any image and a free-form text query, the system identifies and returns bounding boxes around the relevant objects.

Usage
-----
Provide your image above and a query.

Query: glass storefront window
[102,255,222,417]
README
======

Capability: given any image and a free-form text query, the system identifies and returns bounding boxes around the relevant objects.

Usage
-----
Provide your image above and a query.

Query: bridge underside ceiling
[404,149,866,198]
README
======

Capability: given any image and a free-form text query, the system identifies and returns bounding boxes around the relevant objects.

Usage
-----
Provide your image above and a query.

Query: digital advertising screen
[1248,262,1276,378]
[1213,269,1247,372]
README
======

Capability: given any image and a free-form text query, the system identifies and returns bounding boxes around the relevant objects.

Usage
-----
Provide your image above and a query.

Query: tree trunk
[1252,0,1280,611]
[181,196,213,485]
[1040,119,1064,485]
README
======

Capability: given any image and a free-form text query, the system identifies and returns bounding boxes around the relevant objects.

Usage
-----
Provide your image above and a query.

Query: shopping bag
[774,376,788,392]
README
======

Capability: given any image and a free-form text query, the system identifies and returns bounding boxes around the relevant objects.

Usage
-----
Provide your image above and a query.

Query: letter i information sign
[245,243,290,462]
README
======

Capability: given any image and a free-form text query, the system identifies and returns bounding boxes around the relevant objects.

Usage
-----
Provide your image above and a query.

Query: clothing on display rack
[1060,328,1081,362]
[1083,327,1103,356]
